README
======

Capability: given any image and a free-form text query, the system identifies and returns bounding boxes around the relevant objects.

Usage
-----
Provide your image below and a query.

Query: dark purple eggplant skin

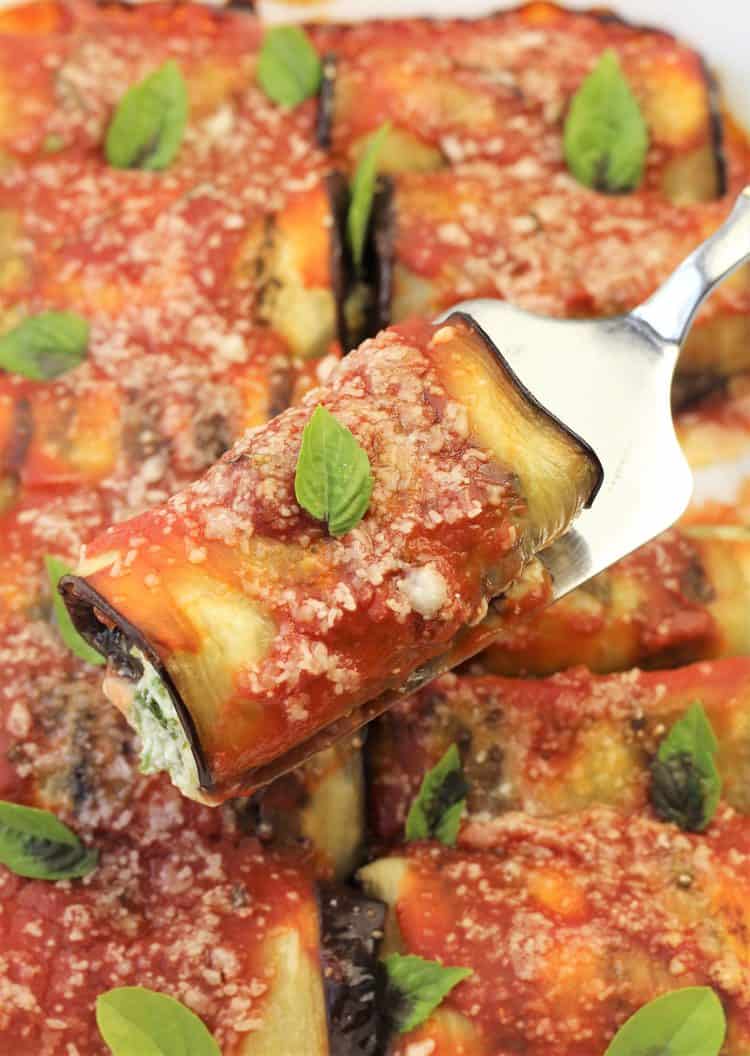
[367,175,395,336]
[317,53,338,151]
[326,169,356,353]
[320,884,389,1056]
[702,58,728,199]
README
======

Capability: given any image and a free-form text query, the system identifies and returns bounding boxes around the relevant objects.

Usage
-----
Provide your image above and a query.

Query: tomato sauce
[391,811,750,1054]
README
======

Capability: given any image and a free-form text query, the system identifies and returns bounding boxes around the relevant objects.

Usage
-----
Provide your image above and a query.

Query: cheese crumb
[398,564,448,619]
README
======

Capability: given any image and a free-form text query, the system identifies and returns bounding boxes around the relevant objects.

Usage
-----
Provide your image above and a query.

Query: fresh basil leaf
[105,60,188,171]
[257,26,322,108]
[96,987,220,1056]
[0,311,89,380]
[563,49,648,192]
[347,121,391,273]
[604,986,725,1056]
[384,953,472,1034]
[0,800,97,880]
[650,701,721,832]
[45,555,105,666]
[405,744,468,846]
[294,404,373,537]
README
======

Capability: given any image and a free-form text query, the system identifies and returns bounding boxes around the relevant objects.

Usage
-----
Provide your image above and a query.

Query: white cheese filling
[398,563,449,619]
[130,648,199,795]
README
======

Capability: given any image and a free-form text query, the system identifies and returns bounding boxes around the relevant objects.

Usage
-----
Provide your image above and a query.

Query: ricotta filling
[398,563,449,619]
[129,648,199,795]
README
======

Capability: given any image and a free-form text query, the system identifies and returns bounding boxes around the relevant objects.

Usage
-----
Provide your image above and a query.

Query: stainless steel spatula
[440,185,750,600]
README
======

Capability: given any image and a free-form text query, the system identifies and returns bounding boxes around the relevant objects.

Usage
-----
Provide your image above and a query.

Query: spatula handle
[633,186,750,347]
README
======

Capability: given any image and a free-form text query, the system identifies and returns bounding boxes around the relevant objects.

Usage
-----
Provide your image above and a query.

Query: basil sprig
[604,986,725,1056]
[105,60,188,171]
[564,49,648,192]
[45,555,105,666]
[384,953,472,1034]
[96,987,220,1056]
[0,800,97,880]
[347,121,390,273]
[257,26,322,108]
[650,701,721,832]
[0,311,89,380]
[294,404,373,537]
[405,744,468,846]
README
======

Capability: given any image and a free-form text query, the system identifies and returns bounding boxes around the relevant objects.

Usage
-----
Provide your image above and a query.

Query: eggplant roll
[482,524,750,677]
[368,657,750,842]
[60,317,599,803]
[236,174,355,360]
[676,373,750,469]
[314,3,725,202]
[361,808,750,1055]
[248,733,366,881]
[381,146,750,392]
[0,825,383,1055]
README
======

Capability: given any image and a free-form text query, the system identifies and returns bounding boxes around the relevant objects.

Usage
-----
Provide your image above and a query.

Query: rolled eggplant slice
[360,809,750,1055]
[0,819,334,1054]
[313,4,726,200]
[248,733,366,881]
[237,174,354,359]
[60,317,600,803]
[482,524,750,677]
[381,136,750,389]
[368,656,750,842]
[676,372,750,469]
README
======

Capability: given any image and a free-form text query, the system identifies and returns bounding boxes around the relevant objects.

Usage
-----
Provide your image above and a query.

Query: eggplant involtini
[0,811,384,1054]
[483,523,750,676]
[361,809,750,1055]
[368,657,750,842]
[1,0,750,1052]
[61,317,600,802]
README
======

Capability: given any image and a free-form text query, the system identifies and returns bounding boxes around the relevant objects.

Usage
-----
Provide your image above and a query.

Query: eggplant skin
[326,169,354,352]
[319,884,389,1056]
[369,175,396,336]
[316,53,337,151]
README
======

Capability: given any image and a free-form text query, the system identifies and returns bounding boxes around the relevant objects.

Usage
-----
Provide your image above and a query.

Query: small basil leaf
[294,404,373,537]
[347,121,391,273]
[257,26,322,108]
[604,986,725,1056]
[96,987,220,1056]
[105,60,188,171]
[0,311,89,380]
[45,555,105,666]
[405,744,468,846]
[650,701,721,832]
[384,953,472,1034]
[563,49,648,192]
[0,800,97,880]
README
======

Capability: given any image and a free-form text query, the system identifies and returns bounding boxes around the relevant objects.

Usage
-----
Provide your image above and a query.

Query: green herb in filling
[129,649,198,794]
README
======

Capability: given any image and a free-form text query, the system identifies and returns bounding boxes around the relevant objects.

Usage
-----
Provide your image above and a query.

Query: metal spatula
[440,186,750,600]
